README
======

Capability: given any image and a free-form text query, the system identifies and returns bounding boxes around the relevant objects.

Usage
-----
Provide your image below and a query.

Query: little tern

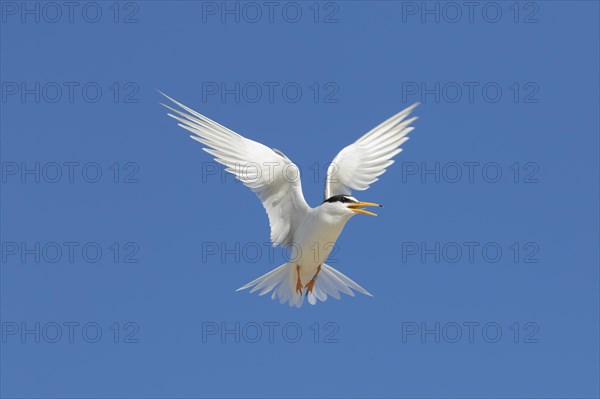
[161,93,419,307]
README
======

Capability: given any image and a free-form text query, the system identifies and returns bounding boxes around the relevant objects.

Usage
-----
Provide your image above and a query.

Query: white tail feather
[236,263,372,308]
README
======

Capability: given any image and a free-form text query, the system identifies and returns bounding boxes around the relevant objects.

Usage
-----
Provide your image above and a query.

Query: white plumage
[161,93,419,307]
[325,104,418,198]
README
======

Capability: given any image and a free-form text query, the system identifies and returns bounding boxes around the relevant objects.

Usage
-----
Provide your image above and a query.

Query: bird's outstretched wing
[161,93,310,248]
[324,103,419,199]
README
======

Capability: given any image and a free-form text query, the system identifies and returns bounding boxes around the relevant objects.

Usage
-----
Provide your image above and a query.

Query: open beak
[348,201,383,217]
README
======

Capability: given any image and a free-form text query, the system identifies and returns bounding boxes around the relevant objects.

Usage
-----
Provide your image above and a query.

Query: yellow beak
[348,201,383,217]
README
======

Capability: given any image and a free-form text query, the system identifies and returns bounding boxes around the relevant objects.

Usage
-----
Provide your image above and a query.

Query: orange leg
[305,265,322,294]
[295,265,303,295]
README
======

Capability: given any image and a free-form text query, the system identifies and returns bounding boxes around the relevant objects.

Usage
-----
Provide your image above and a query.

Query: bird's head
[322,195,382,217]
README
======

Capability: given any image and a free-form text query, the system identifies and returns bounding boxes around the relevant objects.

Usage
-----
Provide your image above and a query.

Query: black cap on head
[323,195,357,204]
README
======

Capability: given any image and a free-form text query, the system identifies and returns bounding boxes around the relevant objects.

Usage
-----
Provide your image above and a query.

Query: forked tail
[236,263,372,308]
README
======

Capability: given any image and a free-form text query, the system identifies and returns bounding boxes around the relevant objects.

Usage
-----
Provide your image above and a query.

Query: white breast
[291,206,352,282]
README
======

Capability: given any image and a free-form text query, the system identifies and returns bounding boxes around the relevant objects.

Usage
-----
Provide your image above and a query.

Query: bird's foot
[305,279,316,294]
[304,265,321,295]
[295,279,303,295]
[295,265,303,295]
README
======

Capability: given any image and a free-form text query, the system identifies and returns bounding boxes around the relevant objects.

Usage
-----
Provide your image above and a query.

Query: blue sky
[1,1,599,398]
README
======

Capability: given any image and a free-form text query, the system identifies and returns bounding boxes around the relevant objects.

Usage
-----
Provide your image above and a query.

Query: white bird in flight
[161,93,419,307]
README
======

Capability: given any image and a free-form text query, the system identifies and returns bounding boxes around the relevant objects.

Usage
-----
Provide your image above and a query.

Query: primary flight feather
[161,92,419,307]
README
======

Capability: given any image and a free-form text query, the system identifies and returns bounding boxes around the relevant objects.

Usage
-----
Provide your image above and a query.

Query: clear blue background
[1,1,599,398]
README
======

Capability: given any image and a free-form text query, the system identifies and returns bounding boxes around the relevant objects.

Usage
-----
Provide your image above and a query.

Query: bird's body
[292,204,351,283]
[161,93,419,307]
